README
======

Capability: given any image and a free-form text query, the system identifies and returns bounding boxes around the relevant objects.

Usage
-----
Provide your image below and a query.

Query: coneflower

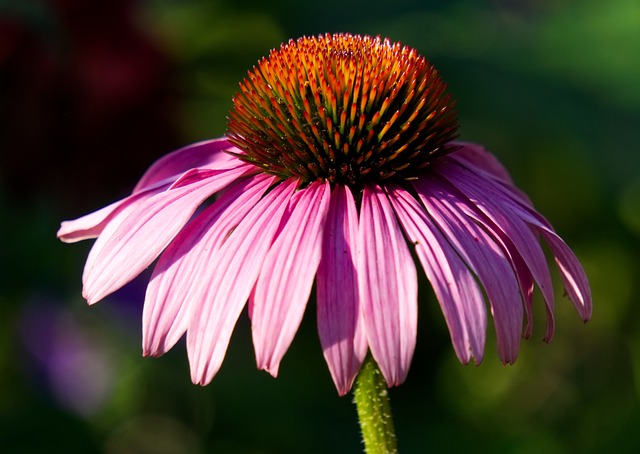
[59,33,591,452]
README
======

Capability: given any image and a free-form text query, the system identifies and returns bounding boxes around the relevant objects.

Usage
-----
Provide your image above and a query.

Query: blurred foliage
[1,0,640,452]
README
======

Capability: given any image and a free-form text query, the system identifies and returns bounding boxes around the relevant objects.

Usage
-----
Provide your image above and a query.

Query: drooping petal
[58,140,244,244]
[449,141,513,184]
[536,229,592,320]
[143,174,275,356]
[133,138,241,193]
[317,185,367,395]
[482,190,593,321]
[460,167,592,320]
[187,178,297,386]
[511,252,536,339]
[57,180,171,243]
[438,162,557,340]
[414,177,523,363]
[450,144,533,206]
[388,184,486,364]
[82,165,251,304]
[358,184,418,387]
[470,162,590,319]
[58,200,131,244]
[251,181,331,377]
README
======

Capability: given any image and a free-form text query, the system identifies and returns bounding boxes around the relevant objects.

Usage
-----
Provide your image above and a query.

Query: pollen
[226,33,458,186]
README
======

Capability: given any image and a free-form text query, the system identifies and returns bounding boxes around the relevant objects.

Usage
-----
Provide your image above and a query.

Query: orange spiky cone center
[226,33,458,186]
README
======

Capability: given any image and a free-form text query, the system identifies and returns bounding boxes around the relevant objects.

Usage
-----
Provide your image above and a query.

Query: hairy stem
[353,355,398,453]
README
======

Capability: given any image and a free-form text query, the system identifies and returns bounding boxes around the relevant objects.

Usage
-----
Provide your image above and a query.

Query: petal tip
[259,362,280,378]
[82,288,100,305]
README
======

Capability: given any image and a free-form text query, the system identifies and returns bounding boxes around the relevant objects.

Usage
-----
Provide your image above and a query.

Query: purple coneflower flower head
[58,33,591,396]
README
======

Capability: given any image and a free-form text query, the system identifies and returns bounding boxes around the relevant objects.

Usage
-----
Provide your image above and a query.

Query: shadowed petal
[187,178,297,386]
[449,141,513,184]
[359,184,417,387]
[451,143,534,205]
[388,184,486,364]
[485,192,593,321]
[143,174,275,356]
[511,252,536,339]
[461,169,592,320]
[536,229,592,320]
[252,181,331,377]
[82,165,250,304]
[438,157,538,336]
[438,162,557,340]
[317,185,367,395]
[414,177,523,363]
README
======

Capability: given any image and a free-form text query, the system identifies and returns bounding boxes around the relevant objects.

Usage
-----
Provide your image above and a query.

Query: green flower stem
[353,355,398,454]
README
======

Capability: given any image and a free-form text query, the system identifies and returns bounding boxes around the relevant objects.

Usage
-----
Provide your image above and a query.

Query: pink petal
[57,181,170,243]
[537,229,592,320]
[58,139,244,244]
[251,181,331,377]
[317,185,367,395]
[143,174,275,356]
[414,177,523,363]
[438,163,557,340]
[460,171,591,320]
[58,200,131,244]
[449,141,513,184]
[358,184,418,387]
[82,165,250,304]
[388,184,486,365]
[488,197,593,321]
[450,142,533,206]
[186,178,298,386]
[511,252,536,339]
[133,138,242,193]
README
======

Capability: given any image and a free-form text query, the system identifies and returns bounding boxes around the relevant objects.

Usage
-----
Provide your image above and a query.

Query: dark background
[1,0,639,452]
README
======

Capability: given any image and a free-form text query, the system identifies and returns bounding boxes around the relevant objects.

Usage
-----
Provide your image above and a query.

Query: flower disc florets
[227,33,458,186]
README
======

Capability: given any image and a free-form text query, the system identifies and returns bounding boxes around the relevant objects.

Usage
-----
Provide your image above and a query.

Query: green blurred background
[1,0,639,452]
